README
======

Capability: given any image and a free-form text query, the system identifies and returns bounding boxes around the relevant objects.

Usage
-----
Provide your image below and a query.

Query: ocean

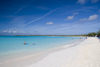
[0,36,81,62]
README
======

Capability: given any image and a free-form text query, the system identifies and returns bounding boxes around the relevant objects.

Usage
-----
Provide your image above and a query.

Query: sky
[0,0,100,35]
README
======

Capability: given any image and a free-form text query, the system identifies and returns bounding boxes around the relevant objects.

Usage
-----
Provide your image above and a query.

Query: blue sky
[0,0,100,35]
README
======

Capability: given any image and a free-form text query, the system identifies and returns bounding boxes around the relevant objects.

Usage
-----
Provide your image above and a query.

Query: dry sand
[29,37,100,67]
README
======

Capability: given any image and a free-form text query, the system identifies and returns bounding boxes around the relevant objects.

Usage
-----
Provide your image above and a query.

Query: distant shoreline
[15,35,86,37]
[0,35,86,37]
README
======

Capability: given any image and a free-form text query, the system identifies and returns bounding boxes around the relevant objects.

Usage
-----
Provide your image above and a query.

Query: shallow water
[0,36,81,61]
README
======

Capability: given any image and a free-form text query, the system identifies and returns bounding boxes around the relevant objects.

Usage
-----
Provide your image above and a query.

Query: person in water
[24,41,26,45]
[24,41,36,45]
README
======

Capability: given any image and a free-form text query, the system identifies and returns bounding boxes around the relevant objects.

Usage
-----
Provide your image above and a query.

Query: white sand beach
[29,37,100,67]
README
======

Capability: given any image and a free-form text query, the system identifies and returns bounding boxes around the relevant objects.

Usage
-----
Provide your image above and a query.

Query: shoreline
[29,37,100,67]
[0,38,84,67]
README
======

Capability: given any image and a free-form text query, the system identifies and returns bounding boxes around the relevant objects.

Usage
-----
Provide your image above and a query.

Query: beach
[0,36,83,67]
[0,37,100,67]
[1,0,100,67]
[29,37,100,67]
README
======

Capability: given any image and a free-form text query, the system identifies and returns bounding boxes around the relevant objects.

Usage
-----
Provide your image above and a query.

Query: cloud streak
[14,7,24,15]
[77,0,99,4]
[67,16,74,20]
[46,22,54,25]
[66,12,78,20]
[26,9,58,25]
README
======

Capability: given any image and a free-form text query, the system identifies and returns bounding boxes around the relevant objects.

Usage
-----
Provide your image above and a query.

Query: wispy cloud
[74,6,97,13]
[3,30,17,34]
[88,14,98,21]
[66,16,74,20]
[91,0,99,3]
[14,7,24,15]
[98,9,100,12]
[77,0,86,4]
[36,6,49,10]
[79,18,87,21]
[46,22,54,25]
[4,7,26,18]
[80,14,99,21]
[66,12,79,20]
[77,0,99,4]
[26,9,58,25]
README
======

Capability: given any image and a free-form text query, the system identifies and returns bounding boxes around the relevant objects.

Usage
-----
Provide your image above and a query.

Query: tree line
[87,30,100,37]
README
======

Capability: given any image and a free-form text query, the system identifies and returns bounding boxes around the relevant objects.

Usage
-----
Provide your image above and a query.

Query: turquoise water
[0,36,80,58]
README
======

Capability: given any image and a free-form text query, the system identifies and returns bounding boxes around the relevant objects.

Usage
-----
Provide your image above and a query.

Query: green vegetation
[87,30,100,37]
[87,32,97,37]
